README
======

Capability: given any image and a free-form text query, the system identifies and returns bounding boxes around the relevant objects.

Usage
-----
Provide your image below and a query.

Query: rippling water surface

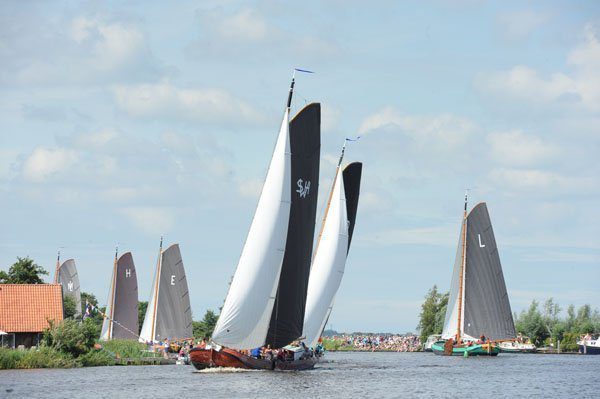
[1,352,598,398]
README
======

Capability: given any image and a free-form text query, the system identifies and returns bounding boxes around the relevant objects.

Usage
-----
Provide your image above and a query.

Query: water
[1,352,598,398]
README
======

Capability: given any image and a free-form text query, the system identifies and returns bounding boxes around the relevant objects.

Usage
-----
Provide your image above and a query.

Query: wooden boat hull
[431,341,499,356]
[189,347,317,370]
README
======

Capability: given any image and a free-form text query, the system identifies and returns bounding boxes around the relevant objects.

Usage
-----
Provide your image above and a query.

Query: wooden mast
[54,251,60,284]
[150,236,163,342]
[313,142,346,261]
[456,191,468,343]
[108,246,118,339]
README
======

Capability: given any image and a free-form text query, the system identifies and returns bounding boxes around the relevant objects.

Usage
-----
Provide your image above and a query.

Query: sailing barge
[432,195,515,356]
[100,249,139,340]
[191,71,321,371]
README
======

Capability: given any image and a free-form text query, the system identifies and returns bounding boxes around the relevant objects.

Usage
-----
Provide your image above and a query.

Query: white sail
[139,255,160,343]
[441,221,465,340]
[100,253,118,341]
[211,109,292,349]
[99,274,113,341]
[302,167,349,348]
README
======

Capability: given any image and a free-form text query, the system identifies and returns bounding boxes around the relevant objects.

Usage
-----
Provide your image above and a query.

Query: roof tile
[0,284,64,333]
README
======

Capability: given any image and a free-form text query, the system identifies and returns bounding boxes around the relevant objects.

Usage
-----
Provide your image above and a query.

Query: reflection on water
[1,352,598,398]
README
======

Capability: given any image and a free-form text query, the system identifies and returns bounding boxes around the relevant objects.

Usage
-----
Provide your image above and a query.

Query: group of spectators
[331,333,421,352]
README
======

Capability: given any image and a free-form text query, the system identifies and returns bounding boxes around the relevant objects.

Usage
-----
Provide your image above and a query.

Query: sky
[1,0,599,333]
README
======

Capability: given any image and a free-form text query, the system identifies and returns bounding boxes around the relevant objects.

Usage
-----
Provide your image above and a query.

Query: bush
[15,347,76,369]
[0,348,24,369]
[100,340,151,359]
[560,332,580,352]
[78,349,116,367]
[1,346,78,370]
[42,319,97,357]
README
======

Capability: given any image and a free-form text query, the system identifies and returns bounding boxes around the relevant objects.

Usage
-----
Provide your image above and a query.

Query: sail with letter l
[210,77,295,350]
[442,199,515,341]
[303,152,362,348]
[265,102,321,349]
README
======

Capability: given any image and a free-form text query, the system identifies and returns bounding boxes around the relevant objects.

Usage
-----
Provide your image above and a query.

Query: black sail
[265,103,321,348]
[57,259,82,318]
[342,162,362,253]
[463,203,516,340]
[154,244,193,341]
[111,252,139,339]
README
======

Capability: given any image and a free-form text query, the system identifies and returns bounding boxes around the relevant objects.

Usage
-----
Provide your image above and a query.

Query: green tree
[138,301,148,334]
[542,298,562,341]
[417,285,448,344]
[0,257,48,284]
[63,295,77,319]
[193,310,219,339]
[515,300,549,345]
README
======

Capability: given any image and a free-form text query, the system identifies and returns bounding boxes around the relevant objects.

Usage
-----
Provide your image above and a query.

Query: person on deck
[251,347,261,359]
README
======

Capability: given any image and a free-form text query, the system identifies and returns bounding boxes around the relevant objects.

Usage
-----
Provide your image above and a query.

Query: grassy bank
[0,340,161,370]
[322,338,356,351]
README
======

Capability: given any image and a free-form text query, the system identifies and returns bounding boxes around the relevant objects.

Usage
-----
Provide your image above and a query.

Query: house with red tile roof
[0,284,64,348]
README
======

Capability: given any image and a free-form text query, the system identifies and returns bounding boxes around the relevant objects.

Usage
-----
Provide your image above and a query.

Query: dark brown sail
[265,102,321,348]
[463,203,516,340]
[342,162,362,252]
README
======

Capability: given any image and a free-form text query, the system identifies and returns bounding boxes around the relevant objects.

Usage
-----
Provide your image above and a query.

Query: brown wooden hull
[189,347,317,371]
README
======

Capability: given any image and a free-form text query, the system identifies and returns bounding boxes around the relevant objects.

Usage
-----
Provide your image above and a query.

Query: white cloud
[361,225,456,247]
[487,130,560,167]
[477,24,600,112]
[477,65,577,104]
[498,10,547,39]
[216,9,268,41]
[358,107,476,149]
[22,147,79,182]
[488,167,594,193]
[3,14,159,87]
[120,206,176,235]
[238,177,263,199]
[113,82,265,126]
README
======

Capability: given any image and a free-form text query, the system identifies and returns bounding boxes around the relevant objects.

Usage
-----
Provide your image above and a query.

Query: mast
[210,72,296,349]
[54,251,60,284]
[108,246,118,339]
[150,236,163,342]
[313,141,346,260]
[456,191,468,342]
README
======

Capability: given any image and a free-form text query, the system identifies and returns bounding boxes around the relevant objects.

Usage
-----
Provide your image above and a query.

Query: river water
[1,352,598,398]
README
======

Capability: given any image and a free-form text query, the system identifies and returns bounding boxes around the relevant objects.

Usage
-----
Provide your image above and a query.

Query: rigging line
[88,302,140,340]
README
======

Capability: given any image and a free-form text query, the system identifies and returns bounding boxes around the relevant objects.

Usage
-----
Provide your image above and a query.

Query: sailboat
[139,238,193,344]
[302,144,362,350]
[100,249,139,340]
[190,71,321,371]
[54,253,82,319]
[432,194,515,356]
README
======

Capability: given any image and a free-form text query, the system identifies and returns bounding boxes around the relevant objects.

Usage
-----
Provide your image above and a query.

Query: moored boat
[423,334,442,352]
[578,335,600,355]
[498,339,536,353]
